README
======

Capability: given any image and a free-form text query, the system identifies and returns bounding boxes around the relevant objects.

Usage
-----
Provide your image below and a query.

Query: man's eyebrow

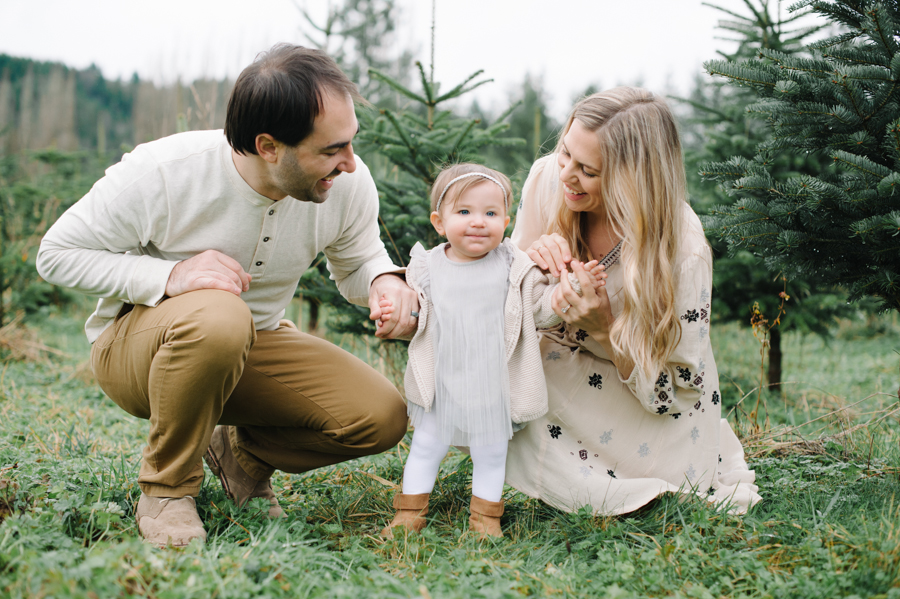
[321,124,361,151]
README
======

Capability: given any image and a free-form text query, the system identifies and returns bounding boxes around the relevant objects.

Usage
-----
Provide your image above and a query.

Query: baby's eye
[486,211,496,217]
[459,209,469,215]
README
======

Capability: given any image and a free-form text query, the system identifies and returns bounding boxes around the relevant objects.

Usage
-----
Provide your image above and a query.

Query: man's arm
[320,159,418,338]
[36,156,180,306]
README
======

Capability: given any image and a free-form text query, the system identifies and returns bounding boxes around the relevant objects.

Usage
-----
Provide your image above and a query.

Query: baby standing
[379,163,604,539]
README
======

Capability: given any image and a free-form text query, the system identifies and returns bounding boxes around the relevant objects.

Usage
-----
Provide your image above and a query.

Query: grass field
[1,306,899,598]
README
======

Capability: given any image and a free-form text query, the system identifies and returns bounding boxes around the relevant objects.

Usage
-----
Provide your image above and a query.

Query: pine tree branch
[368,68,429,105]
[415,61,434,104]
[434,70,487,103]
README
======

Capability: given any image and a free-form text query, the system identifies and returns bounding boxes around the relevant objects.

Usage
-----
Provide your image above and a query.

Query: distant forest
[0,54,233,157]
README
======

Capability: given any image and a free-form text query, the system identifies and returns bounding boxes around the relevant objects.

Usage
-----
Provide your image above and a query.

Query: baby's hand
[583,259,607,291]
[376,294,394,328]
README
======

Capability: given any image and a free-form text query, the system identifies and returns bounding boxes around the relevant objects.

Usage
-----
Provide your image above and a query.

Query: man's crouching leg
[216,324,407,492]
[91,290,255,547]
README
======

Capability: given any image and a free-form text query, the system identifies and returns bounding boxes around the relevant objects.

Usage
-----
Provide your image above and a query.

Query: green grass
[1,308,899,598]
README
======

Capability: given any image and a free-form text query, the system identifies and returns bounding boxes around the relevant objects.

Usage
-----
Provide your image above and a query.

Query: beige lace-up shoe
[204,425,285,519]
[136,494,207,548]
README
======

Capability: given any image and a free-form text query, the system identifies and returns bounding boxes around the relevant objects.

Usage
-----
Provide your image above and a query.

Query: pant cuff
[229,426,276,481]
[139,482,202,498]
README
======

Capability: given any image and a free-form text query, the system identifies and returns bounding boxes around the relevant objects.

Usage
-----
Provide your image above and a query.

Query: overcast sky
[0,0,823,121]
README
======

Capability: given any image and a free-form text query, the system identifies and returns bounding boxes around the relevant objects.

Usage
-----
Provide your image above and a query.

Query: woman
[505,87,760,515]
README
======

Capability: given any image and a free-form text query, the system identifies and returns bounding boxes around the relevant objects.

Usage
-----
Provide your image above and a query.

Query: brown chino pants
[90,289,408,498]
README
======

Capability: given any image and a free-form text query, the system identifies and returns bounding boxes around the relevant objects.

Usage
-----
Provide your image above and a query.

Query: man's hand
[165,250,251,298]
[368,273,418,339]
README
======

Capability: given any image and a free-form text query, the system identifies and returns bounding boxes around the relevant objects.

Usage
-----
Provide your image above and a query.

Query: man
[36,44,417,547]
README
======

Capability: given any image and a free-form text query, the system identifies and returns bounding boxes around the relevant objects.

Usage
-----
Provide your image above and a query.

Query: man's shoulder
[132,130,226,165]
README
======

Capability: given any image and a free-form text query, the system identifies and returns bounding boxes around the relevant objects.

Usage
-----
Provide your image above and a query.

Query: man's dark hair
[225,44,363,155]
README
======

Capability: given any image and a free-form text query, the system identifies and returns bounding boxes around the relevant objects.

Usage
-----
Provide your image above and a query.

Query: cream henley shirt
[36,130,400,343]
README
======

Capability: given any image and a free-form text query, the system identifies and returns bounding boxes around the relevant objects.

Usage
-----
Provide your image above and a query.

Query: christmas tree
[678,0,859,389]
[297,2,524,339]
[701,0,900,315]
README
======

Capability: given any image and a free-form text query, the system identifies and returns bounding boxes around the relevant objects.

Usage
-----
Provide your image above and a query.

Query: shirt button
[268,210,275,216]
[256,261,263,266]
[263,237,270,242]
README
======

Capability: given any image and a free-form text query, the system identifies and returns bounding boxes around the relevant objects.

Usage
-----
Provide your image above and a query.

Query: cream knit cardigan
[404,240,562,424]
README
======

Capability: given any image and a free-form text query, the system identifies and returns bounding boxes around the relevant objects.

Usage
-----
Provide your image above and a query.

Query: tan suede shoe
[469,495,504,539]
[204,425,285,518]
[379,493,430,539]
[136,494,206,548]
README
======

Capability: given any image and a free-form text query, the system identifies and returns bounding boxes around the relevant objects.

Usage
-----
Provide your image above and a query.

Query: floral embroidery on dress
[712,390,720,405]
[700,287,710,304]
[638,443,650,458]
[580,466,593,479]
[656,405,669,415]
[670,412,682,420]
[699,325,709,341]
[693,374,704,386]
[579,449,588,460]
[575,329,588,342]
[707,486,716,495]
[599,430,613,445]
[588,373,603,389]
[546,350,561,361]
[691,426,700,444]
[607,469,617,479]
[656,372,669,387]
[686,464,697,481]
[676,366,691,382]
[657,391,669,401]
[681,309,699,323]
[547,424,562,439]
[694,401,701,410]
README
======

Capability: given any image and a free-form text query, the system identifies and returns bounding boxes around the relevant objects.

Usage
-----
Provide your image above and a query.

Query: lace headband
[435,172,509,213]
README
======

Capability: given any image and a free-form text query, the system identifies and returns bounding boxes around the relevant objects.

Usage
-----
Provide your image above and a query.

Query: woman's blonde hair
[430,163,512,214]
[551,87,687,376]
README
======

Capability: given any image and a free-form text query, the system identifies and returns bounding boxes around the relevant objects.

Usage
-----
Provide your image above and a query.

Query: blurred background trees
[0,0,887,390]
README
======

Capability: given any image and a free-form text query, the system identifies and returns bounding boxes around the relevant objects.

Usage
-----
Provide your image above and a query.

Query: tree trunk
[308,300,320,332]
[767,327,782,389]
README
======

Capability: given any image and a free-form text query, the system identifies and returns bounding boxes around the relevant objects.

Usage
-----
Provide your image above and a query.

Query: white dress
[407,242,514,446]
[504,156,761,515]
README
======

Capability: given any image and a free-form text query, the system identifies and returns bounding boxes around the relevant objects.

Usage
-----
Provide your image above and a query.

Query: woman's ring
[410,311,419,318]
[561,304,571,314]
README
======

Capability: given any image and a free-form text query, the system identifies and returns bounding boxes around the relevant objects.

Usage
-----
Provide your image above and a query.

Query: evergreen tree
[701,0,900,318]
[297,9,524,339]
[678,0,857,389]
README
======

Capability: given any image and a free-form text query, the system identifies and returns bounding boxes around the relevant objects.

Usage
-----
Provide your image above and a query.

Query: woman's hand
[552,260,614,341]
[527,233,572,278]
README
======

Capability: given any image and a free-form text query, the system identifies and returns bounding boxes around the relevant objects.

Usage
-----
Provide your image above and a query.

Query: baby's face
[431,181,510,262]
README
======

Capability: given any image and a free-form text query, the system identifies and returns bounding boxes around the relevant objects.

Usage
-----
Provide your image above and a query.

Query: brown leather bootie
[469,495,504,539]
[379,493,430,539]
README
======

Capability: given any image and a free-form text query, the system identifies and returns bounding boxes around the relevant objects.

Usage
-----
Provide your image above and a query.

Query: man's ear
[430,211,446,236]
[255,134,280,163]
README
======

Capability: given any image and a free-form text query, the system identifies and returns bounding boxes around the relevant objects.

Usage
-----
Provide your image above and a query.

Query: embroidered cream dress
[505,156,761,515]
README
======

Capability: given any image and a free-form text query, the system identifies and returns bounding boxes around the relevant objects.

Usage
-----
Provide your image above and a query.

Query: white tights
[401,409,508,502]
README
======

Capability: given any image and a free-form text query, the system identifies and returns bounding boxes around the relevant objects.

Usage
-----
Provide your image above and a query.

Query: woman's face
[558,119,604,214]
